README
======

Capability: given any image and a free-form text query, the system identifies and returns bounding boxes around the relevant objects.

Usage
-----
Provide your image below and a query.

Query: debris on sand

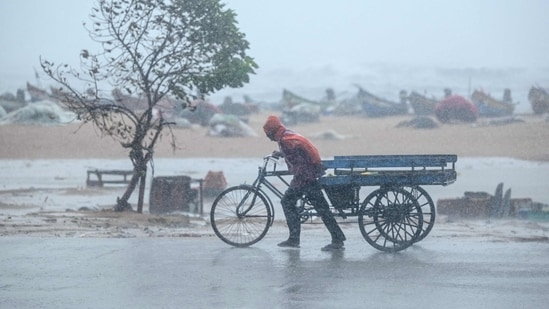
[475,117,526,127]
[0,100,77,125]
[396,116,439,129]
[437,182,548,220]
[207,113,257,137]
[435,95,478,123]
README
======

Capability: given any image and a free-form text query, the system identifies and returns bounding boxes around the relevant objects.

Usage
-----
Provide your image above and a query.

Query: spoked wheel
[403,186,435,242]
[358,187,423,252]
[210,185,273,247]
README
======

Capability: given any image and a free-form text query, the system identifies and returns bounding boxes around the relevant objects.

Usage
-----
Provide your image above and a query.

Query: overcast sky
[1,0,548,90]
[226,0,549,69]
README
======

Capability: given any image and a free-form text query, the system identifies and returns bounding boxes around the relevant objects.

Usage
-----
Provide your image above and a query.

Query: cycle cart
[210,154,457,252]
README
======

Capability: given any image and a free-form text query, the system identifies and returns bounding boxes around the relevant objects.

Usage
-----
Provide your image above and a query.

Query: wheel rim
[210,187,271,247]
[404,186,435,242]
[359,187,423,252]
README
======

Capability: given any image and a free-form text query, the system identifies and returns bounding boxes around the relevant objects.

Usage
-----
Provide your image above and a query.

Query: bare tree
[41,0,257,212]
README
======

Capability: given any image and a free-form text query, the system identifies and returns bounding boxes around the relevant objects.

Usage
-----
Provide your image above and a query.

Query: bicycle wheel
[358,187,423,252]
[210,185,272,247]
[403,186,435,242]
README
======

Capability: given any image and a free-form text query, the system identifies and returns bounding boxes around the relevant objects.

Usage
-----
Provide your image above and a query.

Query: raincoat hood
[263,115,286,140]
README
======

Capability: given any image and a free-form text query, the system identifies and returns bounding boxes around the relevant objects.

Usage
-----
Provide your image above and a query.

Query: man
[263,115,346,251]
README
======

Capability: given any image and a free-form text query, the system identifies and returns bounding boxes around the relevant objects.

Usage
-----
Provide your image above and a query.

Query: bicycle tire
[210,185,273,247]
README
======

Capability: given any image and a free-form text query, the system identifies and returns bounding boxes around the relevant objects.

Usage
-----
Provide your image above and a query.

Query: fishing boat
[355,86,408,117]
[407,91,438,116]
[528,86,549,115]
[279,89,323,124]
[280,89,327,109]
[470,89,515,117]
[26,82,51,102]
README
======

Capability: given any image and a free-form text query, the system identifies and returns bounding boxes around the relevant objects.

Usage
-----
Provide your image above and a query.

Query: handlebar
[260,153,287,175]
[263,152,282,161]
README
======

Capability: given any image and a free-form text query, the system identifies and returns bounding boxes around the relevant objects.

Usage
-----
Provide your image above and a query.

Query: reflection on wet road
[1,233,549,308]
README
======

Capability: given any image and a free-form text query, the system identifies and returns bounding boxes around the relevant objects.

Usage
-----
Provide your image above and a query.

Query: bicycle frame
[255,155,292,198]
[249,155,333,223]
[237,155,292,220]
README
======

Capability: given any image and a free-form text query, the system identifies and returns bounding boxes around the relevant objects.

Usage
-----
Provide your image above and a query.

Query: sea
[2,62,548,115]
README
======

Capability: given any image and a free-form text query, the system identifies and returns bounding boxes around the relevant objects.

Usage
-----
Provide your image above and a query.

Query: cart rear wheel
[358,187,423,252]
[403,186,435,242]
[210,186,272,247]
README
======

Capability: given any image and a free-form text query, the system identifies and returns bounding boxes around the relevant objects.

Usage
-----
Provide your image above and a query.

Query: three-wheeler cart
[210,154,457,252]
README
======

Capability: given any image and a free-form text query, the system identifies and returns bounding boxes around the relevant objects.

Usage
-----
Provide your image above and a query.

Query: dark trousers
[280,181,346,243]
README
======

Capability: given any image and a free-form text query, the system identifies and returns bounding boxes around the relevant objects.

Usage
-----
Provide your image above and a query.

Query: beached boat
[407,91,438,116]
[470,89,515,117]
[49,86,80,104]
[528,86,549,115]
[279,89,323,124]
[280,89,326,109]
[0,89,27,113]
[355,86,408,117]
[26,82,51,102]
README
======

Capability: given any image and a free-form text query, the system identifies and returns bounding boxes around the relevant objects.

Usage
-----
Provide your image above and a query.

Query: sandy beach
[1,111,549,161]
[1,111,549,238]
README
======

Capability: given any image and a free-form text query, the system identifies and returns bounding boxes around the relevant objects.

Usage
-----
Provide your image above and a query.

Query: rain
[1,1,549,308]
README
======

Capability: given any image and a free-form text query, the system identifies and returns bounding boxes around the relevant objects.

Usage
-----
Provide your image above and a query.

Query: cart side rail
[320,154,457,187]
[325,154,457,170]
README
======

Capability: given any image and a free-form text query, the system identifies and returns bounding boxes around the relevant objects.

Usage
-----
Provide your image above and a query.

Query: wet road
[1,231,549,309]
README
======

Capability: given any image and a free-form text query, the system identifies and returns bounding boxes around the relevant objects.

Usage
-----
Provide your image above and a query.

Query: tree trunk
[115,120,157,212]
[115,159,148,212]
[137,166,147,213]
[115,170,140,211]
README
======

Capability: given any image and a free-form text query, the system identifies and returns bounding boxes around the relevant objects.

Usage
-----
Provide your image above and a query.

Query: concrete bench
[86,169,133,187]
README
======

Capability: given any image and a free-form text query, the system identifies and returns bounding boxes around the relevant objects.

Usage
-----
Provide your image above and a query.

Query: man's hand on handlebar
[271,151,283,159]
